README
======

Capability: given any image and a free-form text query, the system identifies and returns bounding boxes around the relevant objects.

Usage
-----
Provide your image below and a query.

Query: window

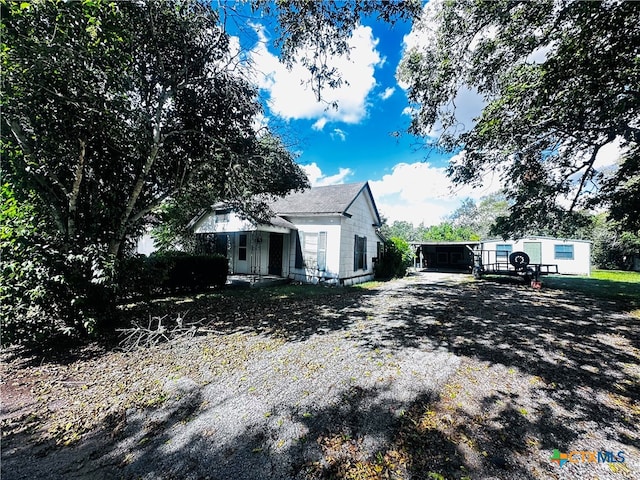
[496,244,512,261]
[238,234,247,261]
[354,235,367,271]
[554,244,574,260]
[296,231,327,270]
[214,208,231,223]
[303,232,318,268]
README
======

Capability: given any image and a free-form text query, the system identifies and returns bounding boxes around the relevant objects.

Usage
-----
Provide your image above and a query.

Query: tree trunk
[67,138,86,238]
[108,90,168,257]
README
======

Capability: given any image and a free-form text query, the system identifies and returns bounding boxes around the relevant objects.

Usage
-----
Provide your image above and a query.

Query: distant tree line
[381,192,639,271]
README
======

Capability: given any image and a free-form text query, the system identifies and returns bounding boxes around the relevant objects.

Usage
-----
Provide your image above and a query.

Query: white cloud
[301,163,323,185]
[248,24,382,125]
[302,163,353,187]
[330,128,347,142]
[401,106,415,116]
[252,111,269,133]
[594,137,626,170]
[369,159,502,226]
[312,118,328,131]
[380,87,395,100]
[401,85,485,139]
[401,0,441,57]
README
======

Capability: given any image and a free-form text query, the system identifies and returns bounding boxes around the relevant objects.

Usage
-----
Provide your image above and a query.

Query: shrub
[1,224,117,345]
[1,185,119,345]
[118,251,228,299]
[162,251,228,293]
[375,237,414,279]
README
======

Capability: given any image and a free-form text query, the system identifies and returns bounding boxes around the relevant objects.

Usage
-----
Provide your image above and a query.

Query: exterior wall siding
[193,212,291,276]
[190,184,382,285]
[193,212,254,234]
[338,193,379,284]
[286,216,342,284]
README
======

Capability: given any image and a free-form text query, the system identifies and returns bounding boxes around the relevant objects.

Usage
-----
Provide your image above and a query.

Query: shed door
[523,242,542,264]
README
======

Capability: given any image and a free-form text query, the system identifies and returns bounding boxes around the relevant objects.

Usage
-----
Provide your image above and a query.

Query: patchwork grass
[544,269,640,310]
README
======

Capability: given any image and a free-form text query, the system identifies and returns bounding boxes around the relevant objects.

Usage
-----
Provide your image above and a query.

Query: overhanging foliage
[398,0,640,236]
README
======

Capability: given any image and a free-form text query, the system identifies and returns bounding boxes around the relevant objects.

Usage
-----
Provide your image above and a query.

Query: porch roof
[268,216,298,230]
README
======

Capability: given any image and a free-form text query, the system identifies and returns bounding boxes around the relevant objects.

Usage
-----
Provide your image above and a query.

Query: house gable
[277,182,382,285]
[342,182,382,227]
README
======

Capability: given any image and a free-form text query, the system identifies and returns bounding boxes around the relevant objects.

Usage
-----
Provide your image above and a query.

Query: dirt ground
[2,271,639,480]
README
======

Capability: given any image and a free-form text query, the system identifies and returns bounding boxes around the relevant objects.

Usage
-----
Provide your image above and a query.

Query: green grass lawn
[590,269,640,282]
[544,269,640,310]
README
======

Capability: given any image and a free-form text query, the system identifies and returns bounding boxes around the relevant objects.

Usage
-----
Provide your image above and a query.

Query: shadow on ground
[3,273,639,479]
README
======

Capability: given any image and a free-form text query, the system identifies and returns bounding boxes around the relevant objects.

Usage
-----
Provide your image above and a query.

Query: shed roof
[481,236,592,244]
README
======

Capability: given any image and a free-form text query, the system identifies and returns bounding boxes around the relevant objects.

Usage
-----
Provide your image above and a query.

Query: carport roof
[410,241,481,246]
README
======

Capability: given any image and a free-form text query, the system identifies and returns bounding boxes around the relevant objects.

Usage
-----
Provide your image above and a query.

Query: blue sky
[223,2,496,226]
[219,1,627,226]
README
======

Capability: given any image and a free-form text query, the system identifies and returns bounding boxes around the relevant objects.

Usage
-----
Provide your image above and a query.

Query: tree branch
[67,138,86,238]
[109,88,169,256]
[568,142,603,212]
[7,119,68,234]
[128,188,177,225]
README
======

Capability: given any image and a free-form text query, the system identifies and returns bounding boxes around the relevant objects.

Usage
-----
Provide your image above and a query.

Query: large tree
[398,0,640,237]
[1,0,309,339]
[2,0,308,258]
[448,193,511,239]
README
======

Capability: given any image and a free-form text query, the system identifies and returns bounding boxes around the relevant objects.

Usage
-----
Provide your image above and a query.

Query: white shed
[481,236,591,276]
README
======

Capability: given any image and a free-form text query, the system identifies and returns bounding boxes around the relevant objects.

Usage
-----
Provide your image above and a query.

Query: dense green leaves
[0,0,308,344]
[375,237,414,279]
[2,0,308,258]
[0,183,109,345]
[587,213,640,270]
[380,219,480,242]
[398,0,640,237]
[420,222,479,242]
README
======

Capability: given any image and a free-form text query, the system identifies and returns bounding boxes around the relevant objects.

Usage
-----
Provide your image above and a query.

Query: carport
[411,241,480,271]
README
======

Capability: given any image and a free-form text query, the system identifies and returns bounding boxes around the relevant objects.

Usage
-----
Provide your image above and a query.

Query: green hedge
[375,237,414,279]
[119,251,228,299]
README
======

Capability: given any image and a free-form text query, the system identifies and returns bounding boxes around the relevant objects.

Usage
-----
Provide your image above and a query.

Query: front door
[268,233,284,276]
[523,242,542,264]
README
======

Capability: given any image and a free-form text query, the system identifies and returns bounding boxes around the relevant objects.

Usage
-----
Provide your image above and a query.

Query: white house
[191,182,384,285]
[480,236,591,275]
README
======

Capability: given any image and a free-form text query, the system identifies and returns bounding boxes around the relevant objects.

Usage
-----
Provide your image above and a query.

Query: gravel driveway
[2,272,639,480]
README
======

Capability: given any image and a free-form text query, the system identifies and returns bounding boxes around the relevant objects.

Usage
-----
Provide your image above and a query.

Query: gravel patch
[2,271,639,480]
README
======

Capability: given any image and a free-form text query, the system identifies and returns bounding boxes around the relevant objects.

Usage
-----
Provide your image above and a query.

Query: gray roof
[190,182,382,232]
[268,215,298,230]
[270,182,375,216]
